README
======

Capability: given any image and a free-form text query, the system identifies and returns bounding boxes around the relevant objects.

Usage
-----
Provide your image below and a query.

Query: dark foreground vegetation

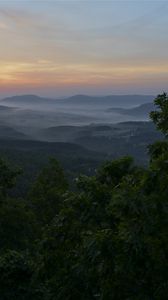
[0,93,168,299]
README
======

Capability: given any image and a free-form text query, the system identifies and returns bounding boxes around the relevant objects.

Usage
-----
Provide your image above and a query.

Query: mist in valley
[0,94,162,171]
[0,94,154,139]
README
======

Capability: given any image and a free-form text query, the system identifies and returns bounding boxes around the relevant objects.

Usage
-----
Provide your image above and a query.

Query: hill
[60,94,154,107]
[0,126,28,140]
[0,105,15,111]
[1,95,53,107]
[107,102,155,118]
[1,94,155,109]
[0,138,105,195]
[33,121,162,166]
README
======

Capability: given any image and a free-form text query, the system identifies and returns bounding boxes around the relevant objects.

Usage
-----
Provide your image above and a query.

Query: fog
[0,94,155,144]
[0,93,161,170]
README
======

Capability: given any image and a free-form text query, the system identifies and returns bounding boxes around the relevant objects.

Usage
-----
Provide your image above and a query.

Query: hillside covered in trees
[0,93,168,299]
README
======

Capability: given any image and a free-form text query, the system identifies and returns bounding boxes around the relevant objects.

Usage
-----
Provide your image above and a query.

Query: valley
[0,94,162,195]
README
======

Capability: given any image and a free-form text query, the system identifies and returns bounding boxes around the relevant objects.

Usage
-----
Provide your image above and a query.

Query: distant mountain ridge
[0,125,28,140]
[1,95,53,105]
[1,94,155,108]
[62,94,154,107]
[0,104,15,111]
[107,102,155,118]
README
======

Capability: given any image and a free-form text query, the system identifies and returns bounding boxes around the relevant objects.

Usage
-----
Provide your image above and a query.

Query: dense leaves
[150,92,168,136]
[29,158,68,225]
[0,158,21,198]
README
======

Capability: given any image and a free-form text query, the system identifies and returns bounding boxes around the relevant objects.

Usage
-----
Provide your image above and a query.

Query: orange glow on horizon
[0,60,168,91]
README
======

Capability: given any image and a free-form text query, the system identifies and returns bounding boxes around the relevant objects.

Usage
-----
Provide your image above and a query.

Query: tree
[0,158,21,198]
[0,198,37,252]
[0,250,33,300]
[29,158,68,225]
[150,92,168,136]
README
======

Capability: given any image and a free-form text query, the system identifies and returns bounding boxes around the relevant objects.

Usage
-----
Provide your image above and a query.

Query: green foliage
[29,158,68,225]
[150,92,168,136]
[31,158,68,194]
[148,140,168,161]
[33,153,168,299]
[0,158,21,198]
[96,156,135,185]
[0,198,37,252]
[0,250,33,300]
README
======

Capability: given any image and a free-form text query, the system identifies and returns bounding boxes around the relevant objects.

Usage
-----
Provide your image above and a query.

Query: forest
[0,93,168,299]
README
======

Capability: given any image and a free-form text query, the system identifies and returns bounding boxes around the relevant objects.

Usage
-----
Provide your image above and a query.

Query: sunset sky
[0,0,168,97]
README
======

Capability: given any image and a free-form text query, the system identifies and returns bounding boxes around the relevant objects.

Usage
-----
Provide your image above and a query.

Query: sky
[0,0,168,98]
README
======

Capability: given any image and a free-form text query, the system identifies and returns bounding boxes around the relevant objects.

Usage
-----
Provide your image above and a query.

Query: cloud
[1,58,168,89]
[0,21,8,29]
[0,1,168,96]
[0,6,71,38]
